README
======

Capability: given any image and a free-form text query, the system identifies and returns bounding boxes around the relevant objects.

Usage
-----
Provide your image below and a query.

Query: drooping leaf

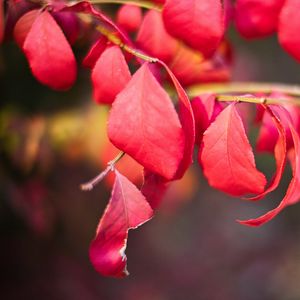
[23,10,77,90]
[89,170,153,277]
[158,60,195,179]
[13,9,39,48]
[162,0,225,57]
[200,103,267,196]
[58,0,131,46]
[92,46,131,104]
[108,63,185,180]
[136,9,178,63]
[117,4,142,33]
[239,108,300,226]
[168,41,232,86]
[246,105,287,201]
[278,0,300,62]
[235,0,285,39]
[82,36,108,69]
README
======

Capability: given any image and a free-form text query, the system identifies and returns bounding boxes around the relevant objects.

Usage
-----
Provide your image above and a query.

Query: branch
[88,0,162,10]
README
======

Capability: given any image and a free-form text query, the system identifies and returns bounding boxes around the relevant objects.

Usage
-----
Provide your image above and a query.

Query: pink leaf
[158,60,195,179]
[246,105,287,201]
[13,9,39,48]
[191,94,222,145]
[0,0,4,43]
[200,103,267,196]
[239,108,300,226]
[58,1,131,46]
[92,46,131,104]
[82,36,108,69]
[89,170,153,277]
[278,0,300,62]
[23,10,77,90]
[136,9,178,63]
[117,4,142,33]
[108,63,185,180]
[235,0,285,39]
[162,0,225,57]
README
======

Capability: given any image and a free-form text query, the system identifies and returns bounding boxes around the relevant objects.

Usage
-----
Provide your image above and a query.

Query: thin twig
[80,151,125,191]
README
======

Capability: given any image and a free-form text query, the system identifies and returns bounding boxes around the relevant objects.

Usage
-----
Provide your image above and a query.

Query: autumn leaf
[235,0,284,39]
[136,9,178,63]
[278,0,300,62]
[92,46,131,104]
[162,0,224,57]
[89,170,153,277]
[108,63,185,180]
[200,103,267,196]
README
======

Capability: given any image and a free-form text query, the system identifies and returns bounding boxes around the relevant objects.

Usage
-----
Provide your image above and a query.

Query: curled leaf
[90,170,153,277]
[247,105,287,201]
[278,0,300,62]
[136,9,178,63]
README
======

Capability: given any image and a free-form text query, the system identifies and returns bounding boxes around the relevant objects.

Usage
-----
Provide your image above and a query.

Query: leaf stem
[87,0,162,10]
[96,25,158,62]
[80,151,125,191]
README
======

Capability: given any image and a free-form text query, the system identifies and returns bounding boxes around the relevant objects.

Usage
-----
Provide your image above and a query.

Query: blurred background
[2,13,300,300]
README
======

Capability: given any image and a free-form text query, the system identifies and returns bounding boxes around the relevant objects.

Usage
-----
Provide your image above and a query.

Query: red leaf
[82,36,108,69]
[246,105,287,201]
[200,103,267,196]
[92,46,131,105]
[52,11,80,45]
[141,170,169,210]
[256,93,300,152]
[235,0,285,39]
[23,10,77,90]
[89,170,153,277]
[117,4,142,33]
[239,108,300,226]
[136,9,178,63]
[168,41,232,86]
[158,60,195,179]
[13,9,39,48]
[162,0,225,57]
[58,1,131,46]
[108,63,185,180]
[191,94,222,145]
[278,0,300,62]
